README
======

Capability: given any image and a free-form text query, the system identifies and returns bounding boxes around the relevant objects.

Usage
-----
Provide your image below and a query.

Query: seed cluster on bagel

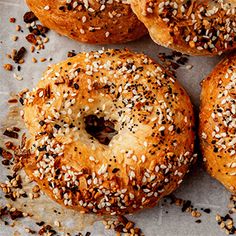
[200,53,236,192]
[130,0,236,55]
[25,0,147,44]
[22,49,195,215]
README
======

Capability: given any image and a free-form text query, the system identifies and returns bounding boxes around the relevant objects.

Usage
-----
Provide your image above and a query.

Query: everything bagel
[199,53,236,192]
[25,0,147,44]
[130,0,236,56]
[22,49,195,215]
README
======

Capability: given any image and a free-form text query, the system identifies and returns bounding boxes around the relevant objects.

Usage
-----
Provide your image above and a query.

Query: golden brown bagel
[25,0,147,44]
[199,52,236,192]
[130,0,236,56]
[22,49,195,215]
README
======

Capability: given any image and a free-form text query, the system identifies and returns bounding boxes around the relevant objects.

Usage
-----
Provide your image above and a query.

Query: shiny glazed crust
[130,0,236,56]
[23,49,195,215]
[199,53,236,192]
[25,0,147,44]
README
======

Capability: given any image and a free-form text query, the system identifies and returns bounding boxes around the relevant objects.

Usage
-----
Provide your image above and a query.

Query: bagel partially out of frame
[130,0,236,56]
[22,49,195,215]
[25,0,147,44]
[199,53,236,192]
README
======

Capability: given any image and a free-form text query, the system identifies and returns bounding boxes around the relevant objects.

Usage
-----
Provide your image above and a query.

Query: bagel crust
[199,53,236,192]
[25,0,147,44]
[22,49,195,215]
[130,0,236,56]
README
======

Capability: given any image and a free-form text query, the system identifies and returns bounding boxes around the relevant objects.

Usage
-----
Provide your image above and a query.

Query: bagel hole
[84,115,118,145]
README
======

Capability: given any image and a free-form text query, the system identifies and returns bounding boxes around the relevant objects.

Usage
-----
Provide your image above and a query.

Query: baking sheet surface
[0,1,231,235]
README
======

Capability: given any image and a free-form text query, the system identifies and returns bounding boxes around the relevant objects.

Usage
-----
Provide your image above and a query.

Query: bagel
[25,0,147,44]
[130,0,236,56]
[22,49,195,215]
[199,53,236,192]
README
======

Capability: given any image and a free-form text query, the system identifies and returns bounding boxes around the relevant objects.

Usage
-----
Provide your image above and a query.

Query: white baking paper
[0,0,231,235]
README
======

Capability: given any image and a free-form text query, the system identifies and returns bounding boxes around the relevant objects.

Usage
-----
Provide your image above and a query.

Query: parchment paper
[0,1,231,235]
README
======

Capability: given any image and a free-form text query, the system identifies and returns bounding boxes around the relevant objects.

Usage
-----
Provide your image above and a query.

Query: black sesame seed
[74,83,79,90]
[39,120,45,126]
[54,124,61,130]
